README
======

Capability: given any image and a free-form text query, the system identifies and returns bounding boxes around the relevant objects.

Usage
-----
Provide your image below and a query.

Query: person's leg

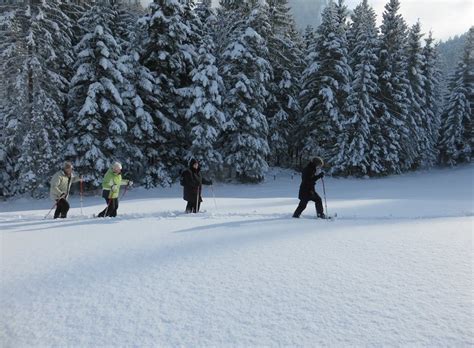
[97,199,110,217]
[293,199,309,218]
[54,200,61,219]
[311,193,324,217]
[185,201,193,213]
[110,199,119,217]
[106,199,116,217]
[190,196,199,213]
[59,199,70,218]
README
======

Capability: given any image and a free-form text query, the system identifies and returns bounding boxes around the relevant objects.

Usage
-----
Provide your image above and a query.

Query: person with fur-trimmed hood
[49,161,82,219]
[181,159,213,213]
[293,157,326,219]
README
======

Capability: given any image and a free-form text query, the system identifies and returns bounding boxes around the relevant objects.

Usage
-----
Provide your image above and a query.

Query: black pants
[98,190,119,217]
[185,201,201,213]
[293,193,324,217]
[54,199,70,219]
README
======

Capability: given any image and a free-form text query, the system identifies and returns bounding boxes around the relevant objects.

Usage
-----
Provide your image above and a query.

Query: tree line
[0,0,472,198]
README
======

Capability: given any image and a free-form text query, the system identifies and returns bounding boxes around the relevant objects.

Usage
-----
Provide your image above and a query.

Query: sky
[348,0,473,41]
[140,0,473,41]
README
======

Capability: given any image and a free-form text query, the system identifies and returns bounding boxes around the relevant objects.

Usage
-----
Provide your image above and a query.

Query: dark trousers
[293,193,324,217]
[54,199,70,219]
[185,201,201,213]
[98,190,119,217]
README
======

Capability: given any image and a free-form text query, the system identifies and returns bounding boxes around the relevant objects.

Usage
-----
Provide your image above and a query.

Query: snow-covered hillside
[1,165,473,346]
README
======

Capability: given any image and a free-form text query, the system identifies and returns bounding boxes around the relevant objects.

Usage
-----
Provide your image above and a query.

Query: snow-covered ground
[1,165,473,346]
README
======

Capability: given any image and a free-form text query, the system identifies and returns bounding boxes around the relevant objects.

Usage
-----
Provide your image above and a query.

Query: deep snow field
[1,165,473,346]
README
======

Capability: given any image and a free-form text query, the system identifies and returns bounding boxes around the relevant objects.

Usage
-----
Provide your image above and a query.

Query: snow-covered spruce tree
[174,0,202,168]
[421,31,442,167]
[438,76,472,165]
[179,0,226,175]
[42,0,75,76]
[438,27,473,165]
[195,0,213,22]
[119,17,158,183]
[215,0,245,62]
[139,0,191,186]
[302,25,316,52]
[298,0,351,166]
[295,29,320,161]
[0,2,74,197]
[111,1,141,53]
[332,0,380,177]
[266,0,303,166]
[438,34,468,106]
[374,0,411,174]
[66,4,128,187]
[462,27,474,125]
[60,0,90,48]
[219,0,271,182]
[0,5,25,197]
[11,1,74,197]
[406,21,429,169]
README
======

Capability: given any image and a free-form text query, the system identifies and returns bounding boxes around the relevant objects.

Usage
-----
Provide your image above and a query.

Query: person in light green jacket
[97,162,133,217]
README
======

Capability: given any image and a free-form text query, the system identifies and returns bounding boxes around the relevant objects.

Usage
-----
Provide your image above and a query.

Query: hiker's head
[112,161,122,174]
[189,159,199,170]
[63,161,73,176]
[312,157,324,169]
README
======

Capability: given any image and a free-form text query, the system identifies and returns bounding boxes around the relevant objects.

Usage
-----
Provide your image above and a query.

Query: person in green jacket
[97,162,133,217]
[49,161,82,219]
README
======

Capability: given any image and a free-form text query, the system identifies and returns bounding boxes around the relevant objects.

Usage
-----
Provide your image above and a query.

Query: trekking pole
[80,177,84,216]
[120,183,130,200]
[44,201,57,219]
[103,191,113,217]
[211,185,218,211]
[321,177,328,216]
[196,185,200,213]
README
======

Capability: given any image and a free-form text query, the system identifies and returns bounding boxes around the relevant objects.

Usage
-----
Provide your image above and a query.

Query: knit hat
[112,161,122,171]
[63,161,73,170]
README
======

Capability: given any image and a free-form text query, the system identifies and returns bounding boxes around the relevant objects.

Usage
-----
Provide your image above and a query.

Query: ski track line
[1,211,472,228]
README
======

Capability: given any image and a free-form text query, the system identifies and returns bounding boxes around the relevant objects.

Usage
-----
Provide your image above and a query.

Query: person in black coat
[181,159,213,213]
[293,157,326,219]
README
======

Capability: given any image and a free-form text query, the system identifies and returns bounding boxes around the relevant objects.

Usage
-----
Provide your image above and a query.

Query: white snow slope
[1,165,473,346]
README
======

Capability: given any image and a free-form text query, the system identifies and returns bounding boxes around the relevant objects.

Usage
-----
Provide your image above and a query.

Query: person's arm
[71,174,82,184]
[120,179,132,186]
[102,170,114,190]
[202,177,213,186]
[183,171,199,188]
[50,173,64,199]
[315,172,325,181]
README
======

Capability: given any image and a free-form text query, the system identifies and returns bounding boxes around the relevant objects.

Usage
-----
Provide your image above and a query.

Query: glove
[317,172,325,179]
[111,184,118,192]
[128,180,133,187]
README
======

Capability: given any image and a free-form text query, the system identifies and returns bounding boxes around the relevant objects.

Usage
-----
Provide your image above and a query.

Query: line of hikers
[49,161,133,219]
[49,157,326,219]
